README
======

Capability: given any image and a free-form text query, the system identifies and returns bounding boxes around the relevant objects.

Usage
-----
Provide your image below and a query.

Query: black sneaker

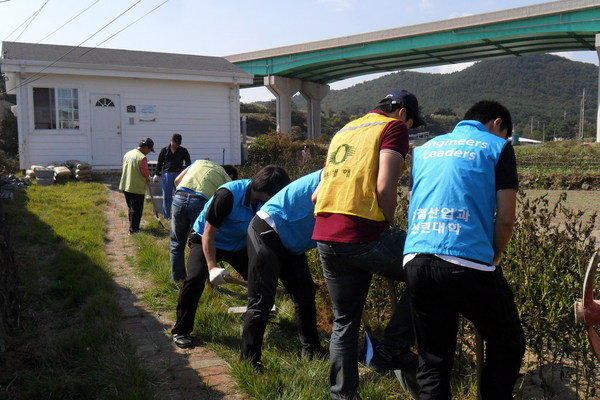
[172,334,193,349]
[300,345,329,360]
[371,345,418,372]
[250,360,265,374]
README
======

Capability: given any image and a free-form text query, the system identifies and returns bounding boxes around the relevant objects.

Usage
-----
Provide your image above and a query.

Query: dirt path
[103,179,248,400]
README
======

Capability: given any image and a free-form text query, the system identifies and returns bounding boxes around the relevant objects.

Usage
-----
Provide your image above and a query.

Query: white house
[1,42,254,169]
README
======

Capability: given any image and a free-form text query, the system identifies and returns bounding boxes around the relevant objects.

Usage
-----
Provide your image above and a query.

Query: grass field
[1,163,598,399]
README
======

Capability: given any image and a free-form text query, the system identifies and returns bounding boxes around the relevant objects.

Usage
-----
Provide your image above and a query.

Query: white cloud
[448,11,474,19]
[551,51,598,65]
[438,61,476,74]
[419,0,433,10]
[316,0,353,11]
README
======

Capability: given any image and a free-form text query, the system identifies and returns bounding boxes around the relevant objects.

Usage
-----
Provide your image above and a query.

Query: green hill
[292,53,597,133]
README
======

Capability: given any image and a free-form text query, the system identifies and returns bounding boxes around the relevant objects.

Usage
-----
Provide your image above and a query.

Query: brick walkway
[103,178,248,400]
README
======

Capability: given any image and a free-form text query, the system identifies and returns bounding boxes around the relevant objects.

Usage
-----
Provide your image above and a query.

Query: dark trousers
[124,191,145,233]
[171,234,249,335]
[405,254,526,400]
[240,217,321,363]
[316,227,414,400]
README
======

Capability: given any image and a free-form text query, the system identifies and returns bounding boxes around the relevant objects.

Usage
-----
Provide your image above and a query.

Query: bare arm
[201,222,220,271]
[174,167,189,187]
[493,189,517,265]
[377,150,404,224]
[311,181,321,204]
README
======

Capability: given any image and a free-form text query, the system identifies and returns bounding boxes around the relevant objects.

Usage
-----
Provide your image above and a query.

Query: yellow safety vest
[176,160,231,197]
[119,148,146,194]
[315,113,395,222]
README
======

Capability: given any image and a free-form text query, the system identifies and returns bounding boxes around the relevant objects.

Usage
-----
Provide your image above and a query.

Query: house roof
[1,41,252,78]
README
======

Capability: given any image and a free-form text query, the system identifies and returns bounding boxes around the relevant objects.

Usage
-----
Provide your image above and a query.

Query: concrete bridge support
[264,76,330,138]
[596,34,600,143]
[264,76,301,134]
[301,81,330,139]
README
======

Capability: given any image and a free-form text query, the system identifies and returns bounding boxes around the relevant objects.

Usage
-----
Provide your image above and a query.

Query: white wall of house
[12,73,244,169]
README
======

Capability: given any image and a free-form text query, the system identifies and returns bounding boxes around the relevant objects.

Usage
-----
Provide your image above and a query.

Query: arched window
[95,98,115,107]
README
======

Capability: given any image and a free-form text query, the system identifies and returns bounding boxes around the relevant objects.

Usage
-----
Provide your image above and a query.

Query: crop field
[524,189,600,244]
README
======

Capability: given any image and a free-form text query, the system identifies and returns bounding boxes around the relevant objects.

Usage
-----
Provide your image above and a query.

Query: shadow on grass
[0,178,241,400]
[1,187,154,399]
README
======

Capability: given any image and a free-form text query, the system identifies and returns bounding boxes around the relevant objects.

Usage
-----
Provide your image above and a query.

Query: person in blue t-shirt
[239,169,327,373]
[403,100,526,400]
[170,165,290,349]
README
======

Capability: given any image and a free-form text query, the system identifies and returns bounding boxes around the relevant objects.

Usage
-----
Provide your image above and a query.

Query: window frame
[32,87,81,132]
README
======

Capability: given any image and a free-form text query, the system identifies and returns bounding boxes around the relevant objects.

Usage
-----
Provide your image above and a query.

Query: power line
[37,0,102,43]
[80,0,170,57]
[6,0,144,93]
[3,0,49,41]
[14,0,51,42]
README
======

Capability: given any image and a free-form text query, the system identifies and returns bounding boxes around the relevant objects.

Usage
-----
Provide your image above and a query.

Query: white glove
[152,174,159,183]
[209,267,230,286]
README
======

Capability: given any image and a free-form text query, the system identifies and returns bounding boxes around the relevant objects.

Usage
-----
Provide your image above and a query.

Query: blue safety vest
[260,169,322,255]
[404,120,508,264]
[193,179,258,252]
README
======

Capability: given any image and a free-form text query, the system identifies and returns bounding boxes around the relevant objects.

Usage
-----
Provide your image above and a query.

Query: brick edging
[103,179,249,400]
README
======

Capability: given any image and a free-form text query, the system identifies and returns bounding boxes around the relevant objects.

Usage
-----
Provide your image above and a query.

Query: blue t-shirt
[260,169,322,255]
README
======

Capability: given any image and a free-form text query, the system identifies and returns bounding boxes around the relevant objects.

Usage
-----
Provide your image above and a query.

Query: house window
[33,88,79,130]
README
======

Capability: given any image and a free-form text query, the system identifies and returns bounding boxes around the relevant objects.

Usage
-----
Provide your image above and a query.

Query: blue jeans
[316,228,414,400]
[170,192,207,282]
[161,172,179,219]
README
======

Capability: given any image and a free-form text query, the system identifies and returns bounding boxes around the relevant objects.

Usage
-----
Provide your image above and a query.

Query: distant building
[510,134,542,146]
[1,42,253,169]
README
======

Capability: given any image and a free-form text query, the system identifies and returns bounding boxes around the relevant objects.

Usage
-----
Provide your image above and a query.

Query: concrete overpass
[226,0,600,142]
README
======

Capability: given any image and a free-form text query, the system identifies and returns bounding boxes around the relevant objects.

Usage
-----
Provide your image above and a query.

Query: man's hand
[152,174,159,183]
[209,267,230,285]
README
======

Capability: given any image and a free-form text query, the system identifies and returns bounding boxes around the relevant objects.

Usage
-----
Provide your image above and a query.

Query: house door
[90,94,121,167]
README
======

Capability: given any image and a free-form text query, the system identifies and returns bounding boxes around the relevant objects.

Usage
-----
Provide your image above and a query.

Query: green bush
[246,132,326,180]
[0,152,18,175]
[503,192,598,398]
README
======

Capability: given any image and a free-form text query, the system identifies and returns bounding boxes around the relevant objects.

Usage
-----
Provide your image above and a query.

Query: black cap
[139,137,155,152]
[378,90,425,128]
[171,133,182,145]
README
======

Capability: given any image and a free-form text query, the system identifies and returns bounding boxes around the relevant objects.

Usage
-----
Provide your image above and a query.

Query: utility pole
[578,88,585,140]
[530,116,533,137]
[542,123,545,142]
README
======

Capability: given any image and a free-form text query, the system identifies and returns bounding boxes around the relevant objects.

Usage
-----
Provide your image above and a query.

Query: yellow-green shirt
[176,160,231,199]
[119,148,147,194]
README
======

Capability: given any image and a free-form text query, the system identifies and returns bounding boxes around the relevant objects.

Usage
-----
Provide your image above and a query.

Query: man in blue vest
[403,100,526,399]
[171,165,290,349]
[240,169,327,373]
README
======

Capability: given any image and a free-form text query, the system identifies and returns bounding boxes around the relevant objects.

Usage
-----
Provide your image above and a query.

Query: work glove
[209,267,229,286]
[152,174,159,183]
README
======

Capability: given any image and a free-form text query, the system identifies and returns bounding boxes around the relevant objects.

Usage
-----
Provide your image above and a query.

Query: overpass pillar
[301,81,330,139]
[264,76,301,134]
[596,34,600,143]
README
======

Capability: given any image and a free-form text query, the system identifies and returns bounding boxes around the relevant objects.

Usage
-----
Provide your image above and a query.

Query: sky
[1,0,598,102]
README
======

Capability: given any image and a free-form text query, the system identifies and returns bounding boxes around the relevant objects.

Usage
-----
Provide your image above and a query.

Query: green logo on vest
[329,144,355,165]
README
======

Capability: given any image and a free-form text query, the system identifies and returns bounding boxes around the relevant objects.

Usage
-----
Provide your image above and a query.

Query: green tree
[547,117,578,140]
[0,106,18,156]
